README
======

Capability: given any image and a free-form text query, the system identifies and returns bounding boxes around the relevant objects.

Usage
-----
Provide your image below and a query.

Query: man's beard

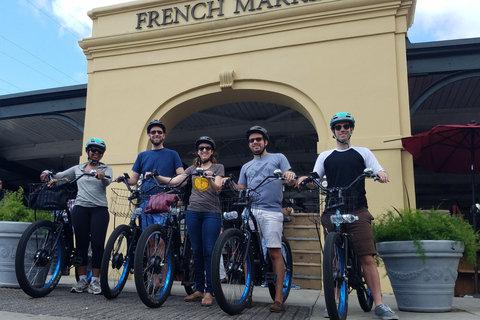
[150,137,164,146]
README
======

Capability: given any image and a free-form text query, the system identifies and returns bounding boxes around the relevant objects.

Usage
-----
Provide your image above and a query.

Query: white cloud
[50,0,134,38]
[413,0,480,41]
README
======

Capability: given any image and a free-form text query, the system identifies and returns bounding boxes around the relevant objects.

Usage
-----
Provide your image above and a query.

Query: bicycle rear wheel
[355,259,373,312]
[267,236,293,302]
[323,232,348,320]
[211,228,254,315]
[181,233,195,295]
[134,224,174,308]
[15,220,66,298]
[100,224,133,299]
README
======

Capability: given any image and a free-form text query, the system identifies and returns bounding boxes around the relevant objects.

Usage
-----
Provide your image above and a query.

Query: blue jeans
[186,210,221,294]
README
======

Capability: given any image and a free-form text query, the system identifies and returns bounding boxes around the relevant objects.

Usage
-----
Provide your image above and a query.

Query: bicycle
[100,171,194,299]
[15,171,109,298]
[210,169,293,315]
[301,168,378,320]
[132,172,195,308]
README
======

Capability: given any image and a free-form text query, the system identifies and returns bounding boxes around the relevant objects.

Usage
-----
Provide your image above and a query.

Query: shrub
[0,187,53,222]
[372,207,479,266]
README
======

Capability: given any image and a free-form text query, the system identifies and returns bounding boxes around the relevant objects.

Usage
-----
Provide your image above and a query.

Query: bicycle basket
[109,188,134,218]
[323,192,359,215]
[28,179,77,210]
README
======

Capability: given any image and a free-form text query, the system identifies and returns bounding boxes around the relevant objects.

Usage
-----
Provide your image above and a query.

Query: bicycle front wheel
[134,224,175,308]
[15,220,65,298]
[268,236,293,302]
[100,224,133,299]
[211,228,254,315]
[323,232,348,320]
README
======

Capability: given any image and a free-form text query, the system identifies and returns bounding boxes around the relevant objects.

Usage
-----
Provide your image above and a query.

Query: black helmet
[330,112,355,129]
[195,136,216,150]
[85,138,106,152]
[147,120,166,134]
[246,126,269,141]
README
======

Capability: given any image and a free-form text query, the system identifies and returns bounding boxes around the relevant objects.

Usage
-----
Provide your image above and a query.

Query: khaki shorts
[321,206,376,256]
[247,208,283,249]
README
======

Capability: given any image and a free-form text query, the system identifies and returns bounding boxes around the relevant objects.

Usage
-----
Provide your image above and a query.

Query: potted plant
[372,207,479,312]
[0,187,52,287]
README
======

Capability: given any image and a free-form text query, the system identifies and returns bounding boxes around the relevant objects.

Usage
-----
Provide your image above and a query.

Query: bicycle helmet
[85,138,106,152]
[330,112,355,129]
[195,136,216,150]
[246,126,269,141]
[147,120,166,134]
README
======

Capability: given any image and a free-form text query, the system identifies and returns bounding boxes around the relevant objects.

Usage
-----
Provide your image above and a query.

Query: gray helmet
[195,136,216,150]
[330,112,355,129]
[147,120,166,134]
[246,126,269,141]
[85,138,106,152]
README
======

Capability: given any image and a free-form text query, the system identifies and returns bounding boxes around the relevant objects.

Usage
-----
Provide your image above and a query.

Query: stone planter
[0,222,31,287]
[376,240,464,312]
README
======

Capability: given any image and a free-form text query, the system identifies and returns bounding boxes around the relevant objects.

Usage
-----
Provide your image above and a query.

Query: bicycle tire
[323,232,348,320]
[211,228,254,315]
[134,224,175,308]
[355,259,373,312]
[267,236,293,302]
[15,220,66,298]
[100,224,133,299]
[181,234,195,295]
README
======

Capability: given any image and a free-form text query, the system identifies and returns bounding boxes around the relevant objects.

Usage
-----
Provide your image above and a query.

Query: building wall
[79,0,417,293]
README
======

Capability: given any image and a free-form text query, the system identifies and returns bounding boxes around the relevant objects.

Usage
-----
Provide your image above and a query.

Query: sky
[1,0,480,96]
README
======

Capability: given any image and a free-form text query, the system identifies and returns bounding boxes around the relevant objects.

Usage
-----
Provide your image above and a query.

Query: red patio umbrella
[401,122,480,295]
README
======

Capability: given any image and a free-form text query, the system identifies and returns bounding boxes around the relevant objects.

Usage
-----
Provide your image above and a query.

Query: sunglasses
[198,146,213,151]
[89,148,104,154]
[334,124,352,131]
[248,137,264,143]
[149,130,164,135]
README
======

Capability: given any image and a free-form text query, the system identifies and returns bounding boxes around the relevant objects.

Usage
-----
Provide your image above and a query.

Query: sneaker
[88,279,102,295]
[291,283,301,290]
[71,279,89,293]
[269,301,285,313]
[261,281,268,288]
[374,304,399,320]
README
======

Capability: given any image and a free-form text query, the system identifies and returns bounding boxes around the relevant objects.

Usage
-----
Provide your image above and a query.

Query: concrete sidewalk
[1,276,479,319]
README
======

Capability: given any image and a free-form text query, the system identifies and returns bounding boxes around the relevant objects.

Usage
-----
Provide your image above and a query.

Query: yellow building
[78,0,418,292]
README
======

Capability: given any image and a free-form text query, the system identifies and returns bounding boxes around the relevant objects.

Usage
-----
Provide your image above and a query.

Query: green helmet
[330,112,355,129]
[85,138,106,152]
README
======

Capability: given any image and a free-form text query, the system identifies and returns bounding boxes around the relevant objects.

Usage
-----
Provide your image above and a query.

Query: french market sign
[135,0,317,29]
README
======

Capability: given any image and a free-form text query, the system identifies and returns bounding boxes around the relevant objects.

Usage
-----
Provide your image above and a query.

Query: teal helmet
[85,138,106,152]
[330,112,355,129]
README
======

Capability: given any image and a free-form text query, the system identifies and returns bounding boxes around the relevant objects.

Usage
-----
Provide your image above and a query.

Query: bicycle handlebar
[44,170,111,184]
[301,168,379,193]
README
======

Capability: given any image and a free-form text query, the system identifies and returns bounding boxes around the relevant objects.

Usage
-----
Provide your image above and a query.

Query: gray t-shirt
[185,164,225,213]
[238,153,291,211]
[54,163,113,208]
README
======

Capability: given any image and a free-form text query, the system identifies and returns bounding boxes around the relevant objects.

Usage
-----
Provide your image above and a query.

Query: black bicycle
[15,171,108,298]
[301,168,377,320]
[210,169,293,315]
[100,171,194,299]
[132,172,196,308]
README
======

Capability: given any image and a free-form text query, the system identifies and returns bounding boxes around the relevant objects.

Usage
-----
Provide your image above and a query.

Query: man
[118,120,184,227]
[296,112,398,320]
[226,125,296,313]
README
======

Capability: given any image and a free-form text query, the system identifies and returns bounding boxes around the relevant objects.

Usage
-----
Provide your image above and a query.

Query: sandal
[202,293,213,307]
[221,276,228,283]
[184,291,204,302]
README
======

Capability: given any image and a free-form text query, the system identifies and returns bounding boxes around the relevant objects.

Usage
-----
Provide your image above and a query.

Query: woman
[155,136,224,306]
[40,138,113,295]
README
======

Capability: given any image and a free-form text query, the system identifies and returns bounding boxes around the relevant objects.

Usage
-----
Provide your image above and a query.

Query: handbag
[29,179,77,210]
[144,192,177,213]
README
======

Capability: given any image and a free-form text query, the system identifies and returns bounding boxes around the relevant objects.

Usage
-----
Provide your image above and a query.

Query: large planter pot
[0,221,31,287]
[376,240,464,312]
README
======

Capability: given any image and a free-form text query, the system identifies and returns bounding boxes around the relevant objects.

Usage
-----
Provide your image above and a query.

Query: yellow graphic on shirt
[193,176,210,192]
